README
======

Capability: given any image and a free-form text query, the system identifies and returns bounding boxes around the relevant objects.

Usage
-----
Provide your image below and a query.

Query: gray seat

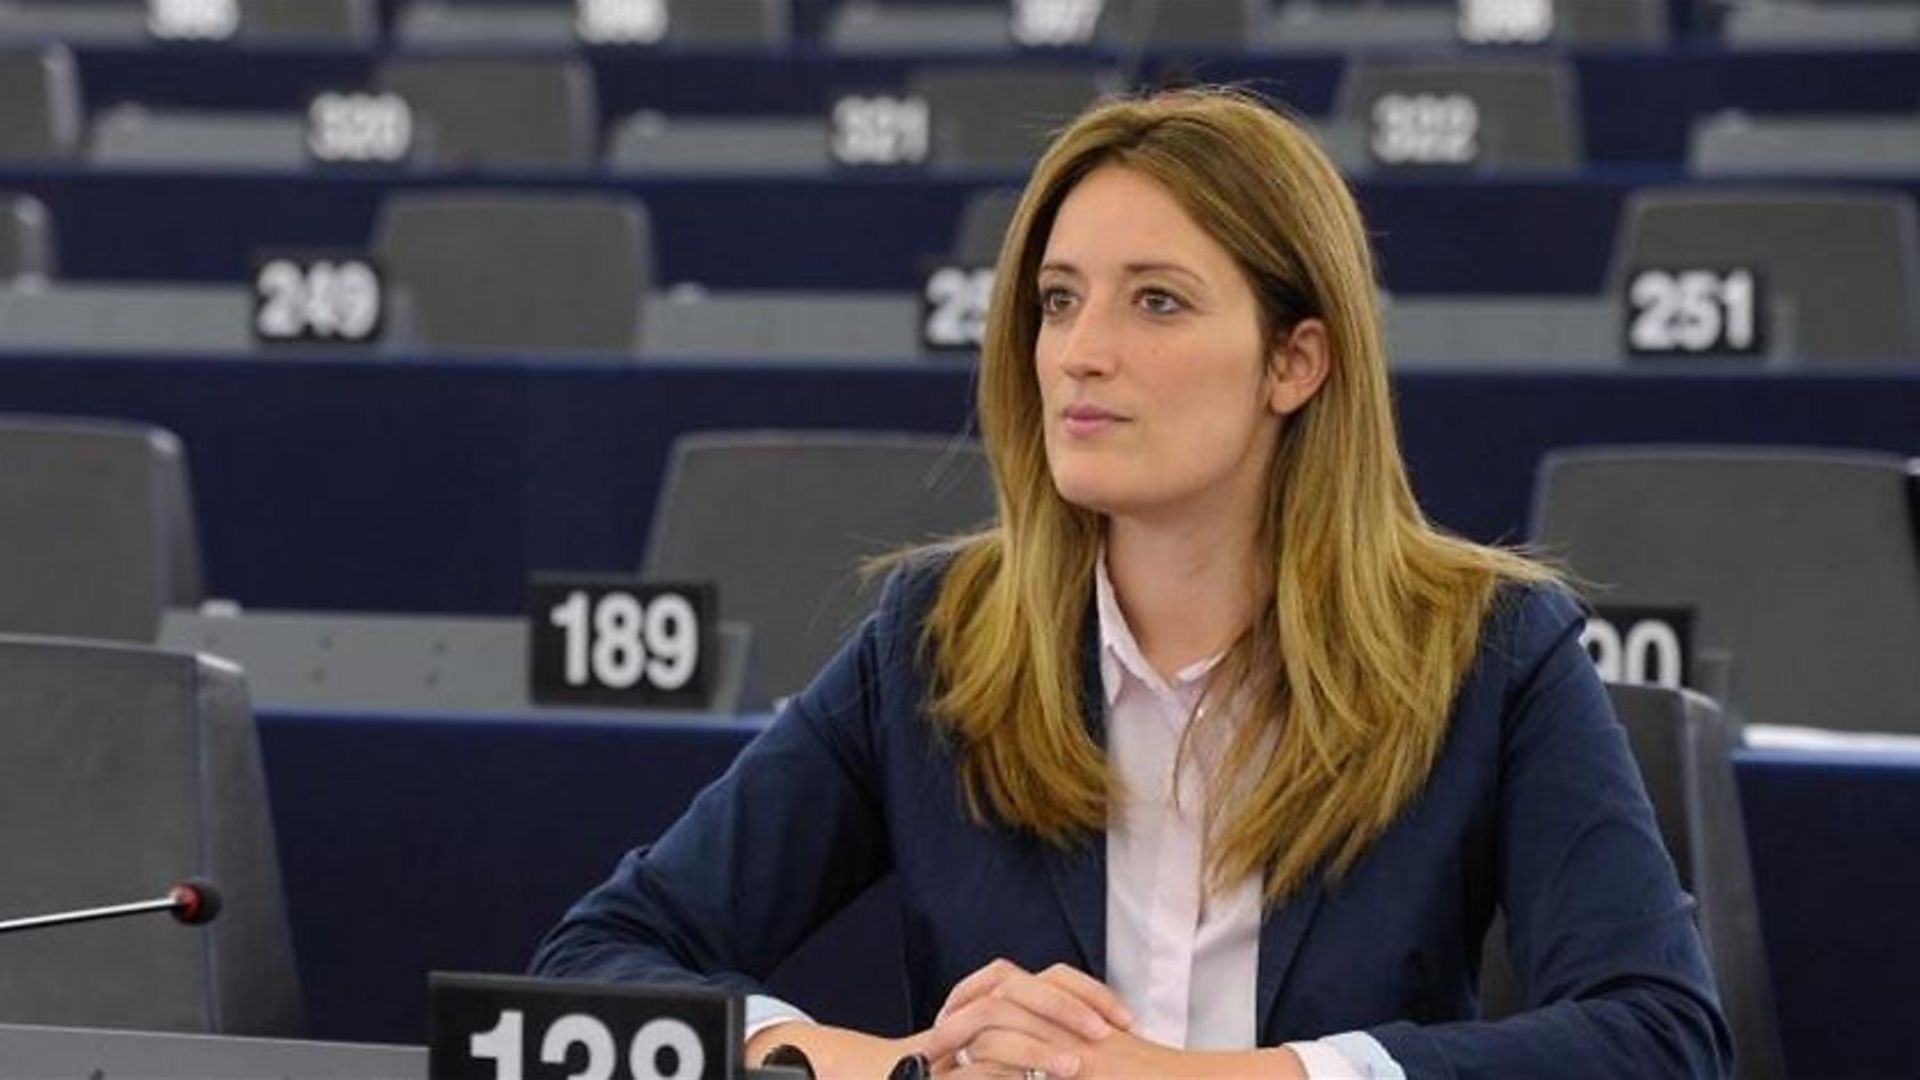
[1095,0,1261,47]
[606,113,830,176]
[0,192,53,282]
[0,416,203,642]
[376,56,596,171]
[1690,112,1920,178]
[0,43,80,162]
[87,105,310,170]
[0,282,258,353]
[1529,447,1920,734]
[1259,0,1457,51]
[825,2,1011,52]
[1549,0,1668,43]
[642,431,995,697]
[1480,684,1785,1080]
[652,0,789,44]
[1609,189,1920,363]
[908,64,1114,172]
[374,191,650,355]
[158,610,764,714]
[1332,58,1583,174]
[238,0,376,43]
[953,187,1020,265]
[0,637,301,1036]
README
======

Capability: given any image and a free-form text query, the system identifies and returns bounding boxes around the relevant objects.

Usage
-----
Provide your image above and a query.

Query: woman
[533,88,1731,1079]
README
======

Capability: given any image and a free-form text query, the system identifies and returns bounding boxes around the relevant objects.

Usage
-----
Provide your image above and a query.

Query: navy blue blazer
[533,554,1732,1078]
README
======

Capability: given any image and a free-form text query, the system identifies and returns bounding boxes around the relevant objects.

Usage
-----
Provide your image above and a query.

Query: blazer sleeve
[527,563,920,996]
[1366,586,1735,1079]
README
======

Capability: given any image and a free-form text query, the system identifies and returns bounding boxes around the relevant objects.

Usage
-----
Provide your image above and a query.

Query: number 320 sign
[529,578,714,708]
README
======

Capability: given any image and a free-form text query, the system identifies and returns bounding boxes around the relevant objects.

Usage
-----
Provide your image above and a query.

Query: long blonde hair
[923,88,1556,904]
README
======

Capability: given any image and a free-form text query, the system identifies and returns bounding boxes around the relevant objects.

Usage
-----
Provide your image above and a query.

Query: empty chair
[0,636,302,1035]
[0,43,80,163]
[650,0,789,45]
[0,192,54,282]
[158,610,764,714]
[1382,295,1620,367]
[1331,58,1583,174]
[0,416,203,641]
[374,191,651,354]
[641,431,995,697]
[952,186,1020,264]
[1481,684,1784,1080]
[605,112,831,176]
[908,64,1115,171]
[238,0,376,43]
[1609,190,1920,362]
[640,290,920,361]
[87,104,310,170]
[1690,112,1920,178]
[1096,0,1261,47]
[377,56,596,171]
[1259,0,1458,51]
[825,1,1011,52]
[1530,447,1920,735]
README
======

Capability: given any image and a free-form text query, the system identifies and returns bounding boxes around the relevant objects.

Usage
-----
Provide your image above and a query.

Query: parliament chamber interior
[0,0,1916,1077]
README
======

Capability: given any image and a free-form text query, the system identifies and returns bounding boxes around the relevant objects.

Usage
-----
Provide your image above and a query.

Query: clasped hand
[916,959,1166,1079]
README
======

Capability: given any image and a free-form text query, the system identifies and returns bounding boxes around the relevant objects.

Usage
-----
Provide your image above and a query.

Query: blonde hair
[922,87,1556,904]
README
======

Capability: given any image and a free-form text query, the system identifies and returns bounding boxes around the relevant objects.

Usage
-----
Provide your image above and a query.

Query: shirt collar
[1094,551,1223,707]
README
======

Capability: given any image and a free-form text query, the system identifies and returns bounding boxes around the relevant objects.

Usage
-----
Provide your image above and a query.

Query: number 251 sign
[528,578,714,708]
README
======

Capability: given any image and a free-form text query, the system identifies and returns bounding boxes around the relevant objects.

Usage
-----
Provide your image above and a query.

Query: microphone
[0,878,223,936]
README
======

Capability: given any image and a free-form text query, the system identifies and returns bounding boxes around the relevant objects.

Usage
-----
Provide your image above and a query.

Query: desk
[1734,748,1920,1079]
[257,705,1920,1073]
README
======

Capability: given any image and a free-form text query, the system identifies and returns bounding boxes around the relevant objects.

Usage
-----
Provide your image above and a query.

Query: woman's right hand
[919,959,1135,1077]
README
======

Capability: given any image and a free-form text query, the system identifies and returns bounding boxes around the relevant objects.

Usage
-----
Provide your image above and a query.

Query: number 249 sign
[529,578,714,708]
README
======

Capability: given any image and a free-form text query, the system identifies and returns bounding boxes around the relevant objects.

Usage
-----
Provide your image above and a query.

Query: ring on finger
[953,1045,973,1068]
[1023,1070,1049,1080]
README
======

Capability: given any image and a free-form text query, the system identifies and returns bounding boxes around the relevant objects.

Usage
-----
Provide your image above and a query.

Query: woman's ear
[1266,318,1331,416]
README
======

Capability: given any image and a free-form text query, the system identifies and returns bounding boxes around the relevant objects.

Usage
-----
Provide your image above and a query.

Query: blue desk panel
[256,707,1919,1073]
[0,355,1915,613]
[1735,748,1920,1080]
[65,44,1920,166]
[6,166,1917,293]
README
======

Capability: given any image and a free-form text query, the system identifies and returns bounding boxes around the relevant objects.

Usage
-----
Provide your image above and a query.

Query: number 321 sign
[528,578,714,708]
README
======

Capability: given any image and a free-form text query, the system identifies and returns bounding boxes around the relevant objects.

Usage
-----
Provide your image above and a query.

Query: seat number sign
[830,94,931,167]
[1626,267,1763,358]
[430,972,736,1080]
[252,252,384,345]
[577,0,670,45]
[1581,605,1695,690]
[148,0,238,41]
[1369,93,1481,167]
[1011,0,1105,46]
[530,578,713,707]
[921,265,994,351]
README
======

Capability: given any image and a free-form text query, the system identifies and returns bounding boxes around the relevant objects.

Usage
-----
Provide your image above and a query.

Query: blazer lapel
[1042,593,1111,979]
[1255,871,1329,1041]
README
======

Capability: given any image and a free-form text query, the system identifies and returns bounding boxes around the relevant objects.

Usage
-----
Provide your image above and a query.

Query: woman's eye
[1138,288,1185,316]
[1039,287,1075,315]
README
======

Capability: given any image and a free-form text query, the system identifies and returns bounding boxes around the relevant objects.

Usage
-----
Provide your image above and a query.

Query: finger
[967,1027,1085,1079]
[937,958,1027,1024]
[923,994,1086,1065]
[990,973,1116,1040]
[1037,964,1134,1029]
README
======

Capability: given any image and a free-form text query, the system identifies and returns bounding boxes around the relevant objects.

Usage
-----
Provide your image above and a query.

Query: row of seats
[3,185,1915,363]
[0,0,1911,51]
[6,412,1918,734]
[5,44,1918,175]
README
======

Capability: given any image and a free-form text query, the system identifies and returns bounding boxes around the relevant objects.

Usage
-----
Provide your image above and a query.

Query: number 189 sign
[528,578,714,709]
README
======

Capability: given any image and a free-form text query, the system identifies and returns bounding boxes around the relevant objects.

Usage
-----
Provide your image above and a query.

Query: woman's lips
[1062,404,1125,437]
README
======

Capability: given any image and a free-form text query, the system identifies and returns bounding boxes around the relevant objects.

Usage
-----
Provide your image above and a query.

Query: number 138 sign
[529,578,714,708]
[430,973,737,1080]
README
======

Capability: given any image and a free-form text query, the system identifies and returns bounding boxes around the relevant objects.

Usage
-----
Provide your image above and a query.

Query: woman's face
[1034,163,1285,530]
